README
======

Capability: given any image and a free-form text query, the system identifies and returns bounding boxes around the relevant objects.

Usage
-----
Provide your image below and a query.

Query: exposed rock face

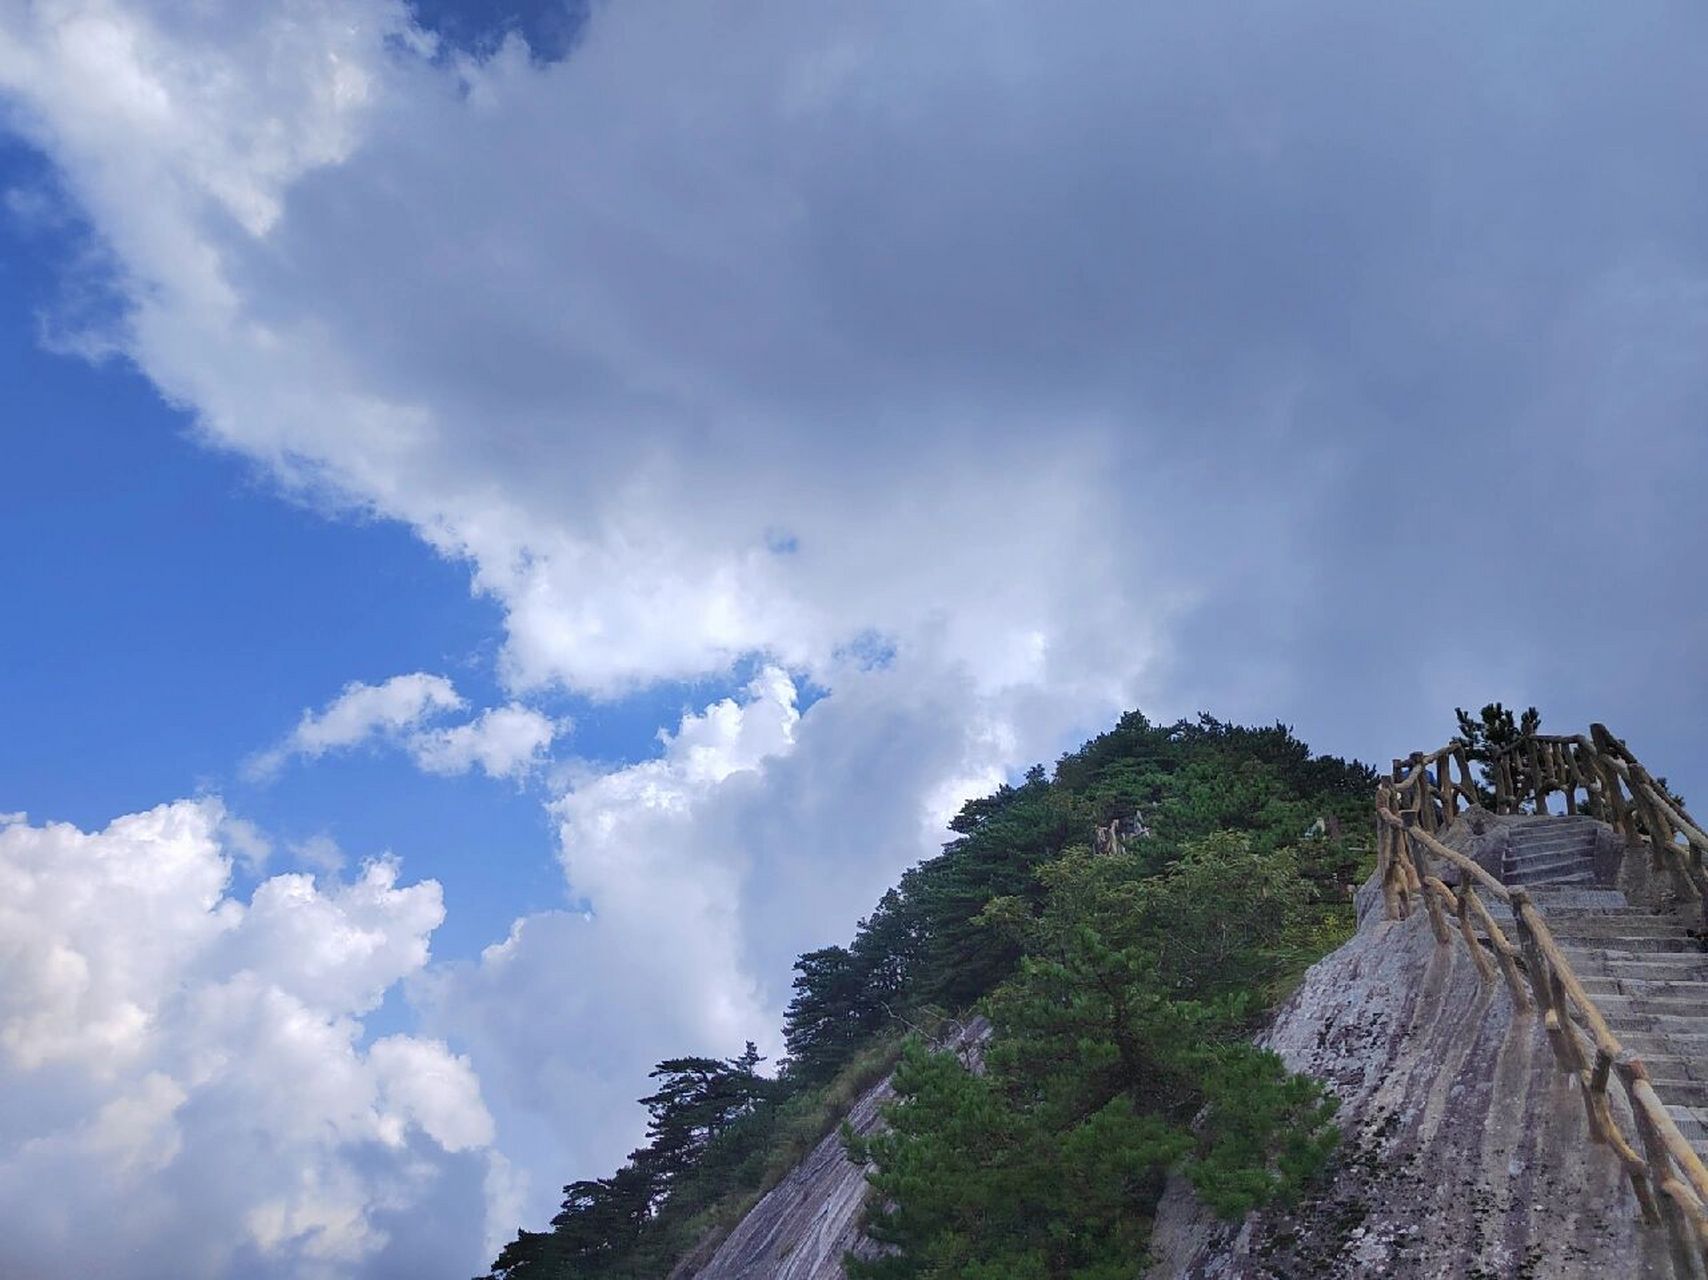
[1435,805,1515,883]
[671,1019,991,1280]
[1146,877,1673,1278]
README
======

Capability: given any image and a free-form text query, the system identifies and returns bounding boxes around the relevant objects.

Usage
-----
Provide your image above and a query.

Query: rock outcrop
[1146,866,1676,1277]
[671,1019,991,1280]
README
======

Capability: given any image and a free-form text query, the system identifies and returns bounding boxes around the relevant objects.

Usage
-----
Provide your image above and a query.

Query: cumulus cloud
[249,674,561,784]
[220,813,273,872]
[248,672,466,778]
[408,704,563,780]
[290,831,348,875]
[420,671,800,1171]
[0,799,498,1279]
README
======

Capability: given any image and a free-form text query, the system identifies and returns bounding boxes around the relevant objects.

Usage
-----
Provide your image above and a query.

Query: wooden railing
[1375,724,1708,1277]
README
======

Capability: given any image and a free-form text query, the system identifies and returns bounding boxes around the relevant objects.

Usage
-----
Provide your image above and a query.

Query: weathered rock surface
[671,1019,990,1280]
[1147,875,1674,1278]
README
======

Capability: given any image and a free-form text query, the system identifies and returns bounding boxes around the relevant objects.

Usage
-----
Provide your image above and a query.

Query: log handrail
[1377,723,1708,1274]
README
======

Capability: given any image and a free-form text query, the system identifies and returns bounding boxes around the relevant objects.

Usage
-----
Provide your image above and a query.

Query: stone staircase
[1502,812,1603,887]
[1487,814,1708,1157]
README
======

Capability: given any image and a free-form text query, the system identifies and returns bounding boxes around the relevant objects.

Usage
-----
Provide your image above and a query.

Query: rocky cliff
[1146,875,1673,1277]
[670,1019,991,1280]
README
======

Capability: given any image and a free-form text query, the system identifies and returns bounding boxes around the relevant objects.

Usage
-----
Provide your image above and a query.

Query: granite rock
[1145,880,1672,1278]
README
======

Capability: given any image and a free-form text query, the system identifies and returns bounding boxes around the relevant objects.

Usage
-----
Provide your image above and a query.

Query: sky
[1,2,1706,1277]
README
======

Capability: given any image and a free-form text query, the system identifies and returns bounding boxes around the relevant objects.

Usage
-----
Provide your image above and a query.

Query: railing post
[1403,814,1451,944]
[1465,887,1531,1011]
[1567,740,1598,819]
[1611,1051,1664,1227]
[1556,744,1579,814]
[1589,724,1636,841]
[1454,744,1478,810]
[1376,821,1401,920]
[1454,887,1495,981]
[1621,1057,1703,1279]
[1409,752,1436,833]
[1510,889,1552,1017]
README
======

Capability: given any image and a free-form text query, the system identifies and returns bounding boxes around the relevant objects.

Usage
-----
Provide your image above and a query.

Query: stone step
[1519,905,1635,920]
[1484,906,1632,930]
[1508,854,1594,871]
[1507,845,1594,863]
[1510,819,1600,834]
[1546,917,1699,938]
[1509,857,1598,881]
[1510,889,1630,911]
[1509,835,1595,855]
[1508,843,1592,860]
[1509,857,1585,881]
[1561,934,1706,954]
[1620,1030,1708,1057]
[1516,864,1591,881]
[1559,923,1702,937]
[1577,995,1708,1027]
[1665,1104,1708,1150]
[1566,955,1708,982]
[1577,975,1708,1001]
[1630,1053,1706,1084]
[1655,1080,1708,1108]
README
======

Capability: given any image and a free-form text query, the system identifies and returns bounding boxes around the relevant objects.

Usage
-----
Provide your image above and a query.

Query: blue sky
[5,156,561,959]
[1,3,1706,1278]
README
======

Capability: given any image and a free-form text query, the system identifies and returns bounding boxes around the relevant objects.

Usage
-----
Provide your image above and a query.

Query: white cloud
[408,704,563,780]
[248,672,465,779]
[219,813,273,872]
[370,1034,495,1153]
[416,671,803,1222]
[0,800,499,1279]
[290,832,348,875]
[249,675,563,785]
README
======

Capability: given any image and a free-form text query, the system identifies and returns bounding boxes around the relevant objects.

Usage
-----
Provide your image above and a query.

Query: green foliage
[846,836,1341,1278]
[1454,702,1540,803]
[637,1043,772,1184]
[484,1165,654,1279]
[481,711,1374,1279]
[483,1046,772,1280]
[1454,702,1540,761]
[845,1040,1182,1280]
[1184,1047,1340,1218]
